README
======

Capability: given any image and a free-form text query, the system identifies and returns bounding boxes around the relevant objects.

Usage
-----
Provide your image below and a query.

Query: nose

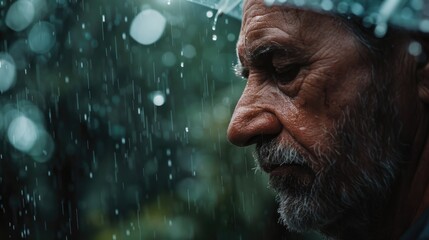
[227,85,282,146]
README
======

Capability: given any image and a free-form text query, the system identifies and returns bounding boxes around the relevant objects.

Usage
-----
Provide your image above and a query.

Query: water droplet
[212,34,217,41]
[408,41,422,56]
[130,9,166,45]
[7,115,38,152]
[182,44,196,59]
[0,53,17,92]
[153,93,165,107]
[5,0,35,31]
[28,21,56,54]
[162,52,176,67]
[419,19,429,32]
[206,10,213,18]
[227,33,235,42]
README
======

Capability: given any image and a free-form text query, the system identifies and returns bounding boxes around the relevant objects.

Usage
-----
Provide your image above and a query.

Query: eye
[272,64,301,84]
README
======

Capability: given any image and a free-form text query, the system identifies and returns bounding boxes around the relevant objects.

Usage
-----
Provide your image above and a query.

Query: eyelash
[272,64,301,84]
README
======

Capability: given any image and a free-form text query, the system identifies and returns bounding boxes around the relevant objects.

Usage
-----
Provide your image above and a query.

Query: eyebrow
[235,44,302,78]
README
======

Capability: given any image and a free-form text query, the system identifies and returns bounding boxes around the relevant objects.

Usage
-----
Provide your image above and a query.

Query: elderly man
[227,0,429,239]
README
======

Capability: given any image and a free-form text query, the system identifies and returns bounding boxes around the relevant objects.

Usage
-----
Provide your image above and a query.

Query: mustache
[254,139,307,170]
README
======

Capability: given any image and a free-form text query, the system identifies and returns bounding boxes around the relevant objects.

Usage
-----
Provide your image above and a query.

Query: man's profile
[227,0,429,239]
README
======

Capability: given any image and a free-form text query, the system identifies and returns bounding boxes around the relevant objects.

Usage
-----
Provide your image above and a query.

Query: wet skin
[227,0,429,239]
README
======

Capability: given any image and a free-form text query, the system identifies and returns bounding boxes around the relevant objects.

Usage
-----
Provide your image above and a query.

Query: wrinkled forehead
[241,0,296,27]
[239,0,333,38]
[238,0,338,52]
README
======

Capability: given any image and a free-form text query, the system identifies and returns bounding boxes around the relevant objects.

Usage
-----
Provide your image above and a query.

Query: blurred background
[0,0,326,239]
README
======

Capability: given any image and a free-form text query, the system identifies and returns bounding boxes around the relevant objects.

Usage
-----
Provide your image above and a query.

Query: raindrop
[212,34,217,41]
[264,0,275,6]
[5,0,35,31]
[0,53,17,93]
[420,19,429,33]
[321,0,334,11]
[182,44,196,59]
[337,2,349,14]
[162,52,176,67]
[293,0,305,7]
[206,10,213,18]
[212,12,220,31]
[129,9,166,45]
[408,41,422,56]
[152,92,166,106]
[28,21,56,54]
[351,3,365,16]
[374,23,388,38]
[7,115,38,152]
[227,33,235,42]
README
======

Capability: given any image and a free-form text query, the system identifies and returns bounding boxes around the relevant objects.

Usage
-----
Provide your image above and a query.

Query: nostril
[246,135,260,146]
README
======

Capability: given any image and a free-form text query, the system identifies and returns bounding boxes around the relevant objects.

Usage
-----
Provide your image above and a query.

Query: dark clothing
[401,208,429,240]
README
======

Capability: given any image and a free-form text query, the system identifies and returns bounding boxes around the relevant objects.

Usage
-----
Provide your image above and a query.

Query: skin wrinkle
[227,1,429,239]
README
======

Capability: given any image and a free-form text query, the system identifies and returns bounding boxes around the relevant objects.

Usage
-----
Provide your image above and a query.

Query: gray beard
[254,91,404,238]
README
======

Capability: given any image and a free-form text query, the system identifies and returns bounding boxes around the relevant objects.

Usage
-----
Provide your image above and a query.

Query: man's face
[227,0,410,235]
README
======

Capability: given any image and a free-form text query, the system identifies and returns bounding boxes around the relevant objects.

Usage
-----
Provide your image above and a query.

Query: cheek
[276,99,340,159]
[277,70,372,159]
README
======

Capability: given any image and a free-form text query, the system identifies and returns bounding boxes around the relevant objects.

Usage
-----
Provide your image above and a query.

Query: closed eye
[273,63,301,84]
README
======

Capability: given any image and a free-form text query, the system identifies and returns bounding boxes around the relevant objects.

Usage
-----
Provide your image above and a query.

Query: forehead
[238,0,344,62]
